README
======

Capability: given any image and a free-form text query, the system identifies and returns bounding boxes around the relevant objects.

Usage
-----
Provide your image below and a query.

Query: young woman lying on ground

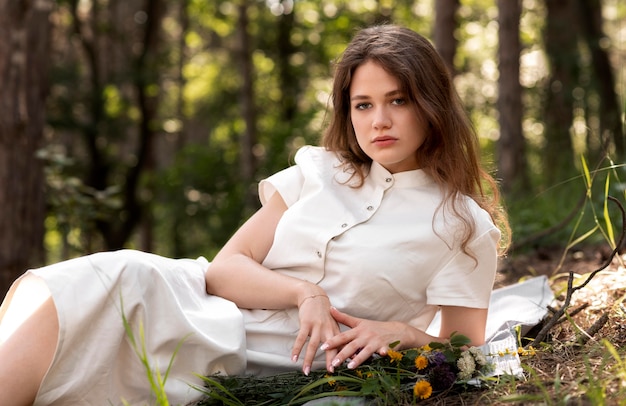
[0,24,509,406]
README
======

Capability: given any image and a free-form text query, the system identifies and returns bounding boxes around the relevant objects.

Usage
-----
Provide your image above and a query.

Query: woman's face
[349,60,427,173]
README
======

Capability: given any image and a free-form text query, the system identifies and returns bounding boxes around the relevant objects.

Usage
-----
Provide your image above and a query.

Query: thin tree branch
[531,196,625,345]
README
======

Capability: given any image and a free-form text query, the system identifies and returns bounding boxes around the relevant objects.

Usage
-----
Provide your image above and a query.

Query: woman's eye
[354,103,371,110]
[391,98,406,106]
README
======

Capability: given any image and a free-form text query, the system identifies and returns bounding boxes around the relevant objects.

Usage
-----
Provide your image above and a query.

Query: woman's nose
[372,108,391,129]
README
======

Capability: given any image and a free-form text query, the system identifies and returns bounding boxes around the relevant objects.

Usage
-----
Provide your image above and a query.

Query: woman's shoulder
[293,146,350,180]
[294,145,341,166]
[461,195,501,240]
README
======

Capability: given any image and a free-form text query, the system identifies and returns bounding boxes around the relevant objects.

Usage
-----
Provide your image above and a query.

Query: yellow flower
[324,374,336,386]
[415,355,429,370]
[517,346,537,357]
[387,349,403,363]
[413,380,433,400]
[355,369,363,378]
[421,344,432,352]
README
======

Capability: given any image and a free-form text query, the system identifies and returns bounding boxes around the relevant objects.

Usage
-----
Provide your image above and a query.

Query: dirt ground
[448,244,626,405]
[497,243,625,350]
[495,243,618,287]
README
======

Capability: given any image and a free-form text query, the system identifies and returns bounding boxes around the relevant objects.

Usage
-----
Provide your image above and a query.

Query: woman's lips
[372,136,397,147]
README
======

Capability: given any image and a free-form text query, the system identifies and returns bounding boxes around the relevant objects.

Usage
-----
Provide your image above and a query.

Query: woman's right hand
[291,292,340,376]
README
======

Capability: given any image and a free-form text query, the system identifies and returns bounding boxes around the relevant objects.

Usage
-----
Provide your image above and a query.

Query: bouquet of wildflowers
[307,332,494,403]
[196,332,495,405]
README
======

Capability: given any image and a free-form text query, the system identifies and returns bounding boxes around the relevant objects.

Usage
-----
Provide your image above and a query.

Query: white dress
[2,146,504,405]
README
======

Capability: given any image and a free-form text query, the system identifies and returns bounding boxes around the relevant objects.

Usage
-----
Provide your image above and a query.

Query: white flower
[457,350,476,381]
[468,346,488,366]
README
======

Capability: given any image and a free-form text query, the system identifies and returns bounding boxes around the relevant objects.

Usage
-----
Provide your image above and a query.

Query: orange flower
[413,380,433,399]
[387,349,403,363]
[415,355,428,370]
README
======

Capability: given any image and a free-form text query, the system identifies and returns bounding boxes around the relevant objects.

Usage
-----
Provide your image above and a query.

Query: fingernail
[320,343,329,351]
[347,361,356,369]
[303,365,310,376]
[292,355,298,363]
[328,365,334,373]
[331,358,341,367]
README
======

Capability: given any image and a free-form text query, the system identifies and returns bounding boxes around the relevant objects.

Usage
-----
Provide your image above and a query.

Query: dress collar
[369,161,434,188]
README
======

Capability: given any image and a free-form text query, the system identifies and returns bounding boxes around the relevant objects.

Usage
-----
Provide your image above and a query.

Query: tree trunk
[575,0,624,159]
[543,0,579,184]
[237,1,258,214]
[127,0,166,253]
[433,0,460,76]
[496,0,529,193]
[67,0,166,251]
[0,0,52,297]
[277,7,297,124]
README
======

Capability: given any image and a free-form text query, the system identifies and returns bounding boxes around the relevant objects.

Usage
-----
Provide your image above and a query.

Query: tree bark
[575,0,624,159]
[543,0,578,184]
[433,0,460,76]
[125,0,166,252]
[0,0,53,297]
[67,0,166,251]
[496,0,529,193]
[237,1,258,214]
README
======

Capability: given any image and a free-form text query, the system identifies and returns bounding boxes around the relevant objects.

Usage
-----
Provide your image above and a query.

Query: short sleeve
[258,165,304,207]
[426,227,500,308]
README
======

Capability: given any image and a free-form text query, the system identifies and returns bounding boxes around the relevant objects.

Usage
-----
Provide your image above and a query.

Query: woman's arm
[438,305,488,345]
[321,305,488,372]
[205,192,325,309]
[205,192,341,374]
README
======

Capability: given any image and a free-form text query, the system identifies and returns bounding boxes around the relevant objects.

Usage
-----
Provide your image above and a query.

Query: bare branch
[530,196,625,345]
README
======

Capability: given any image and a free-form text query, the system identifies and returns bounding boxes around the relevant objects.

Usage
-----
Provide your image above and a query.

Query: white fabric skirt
[16,250,247,406]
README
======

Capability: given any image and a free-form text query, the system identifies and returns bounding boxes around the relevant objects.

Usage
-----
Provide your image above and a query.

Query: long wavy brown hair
[322,24,510,255]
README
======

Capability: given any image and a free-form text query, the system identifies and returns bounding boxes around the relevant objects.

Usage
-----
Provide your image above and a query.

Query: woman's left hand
[320,307,416,372]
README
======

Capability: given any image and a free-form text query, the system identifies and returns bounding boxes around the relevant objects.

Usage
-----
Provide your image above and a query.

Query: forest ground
[427,243,626,405]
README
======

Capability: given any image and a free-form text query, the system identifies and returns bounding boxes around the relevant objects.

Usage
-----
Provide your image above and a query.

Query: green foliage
[152,141,249,258]
[40,0,625,264]
[38,145,122,257]
[120,295,192,406]
[505,155,626,253]
[603,339,626,403]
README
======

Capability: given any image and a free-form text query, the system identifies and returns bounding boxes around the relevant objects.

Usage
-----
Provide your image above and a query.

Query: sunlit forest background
[0,0,625,297]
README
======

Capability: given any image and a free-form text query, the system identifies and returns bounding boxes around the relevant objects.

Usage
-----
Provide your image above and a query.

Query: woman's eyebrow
[350,89,403,101]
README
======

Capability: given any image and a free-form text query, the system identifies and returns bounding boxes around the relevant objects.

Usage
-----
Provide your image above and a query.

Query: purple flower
[428,364,457,391]
[428,351,447,367]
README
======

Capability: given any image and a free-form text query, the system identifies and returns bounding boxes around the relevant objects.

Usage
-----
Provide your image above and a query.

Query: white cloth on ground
[428,275,554,376]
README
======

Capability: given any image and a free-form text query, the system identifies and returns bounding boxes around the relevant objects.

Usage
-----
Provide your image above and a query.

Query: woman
[0,24,509,406]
